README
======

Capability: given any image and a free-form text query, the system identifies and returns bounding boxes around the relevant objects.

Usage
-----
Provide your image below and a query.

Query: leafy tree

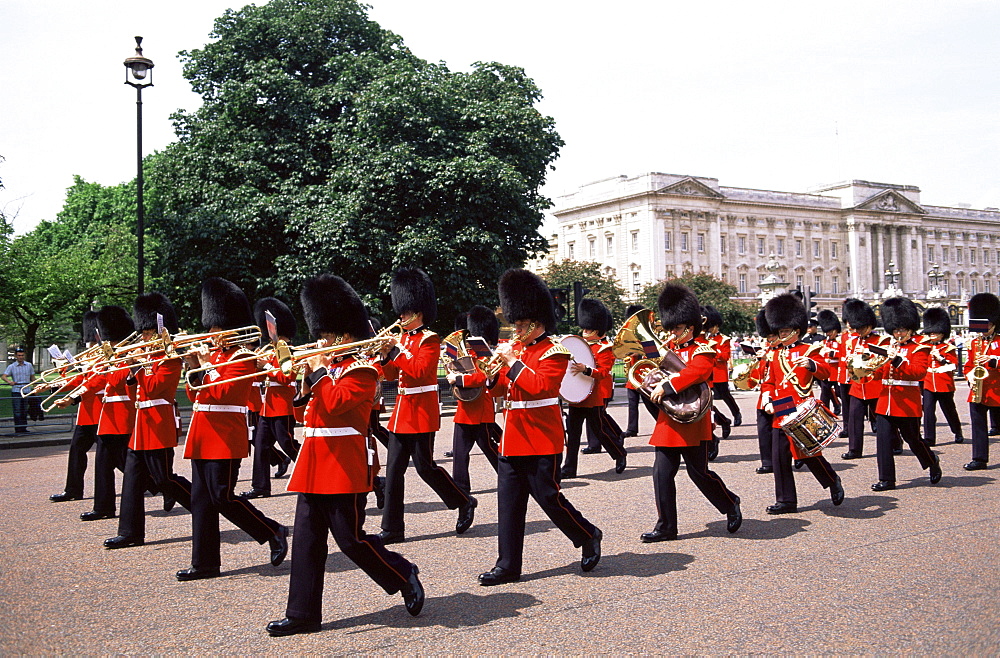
[638,272,757,335]
[148,0,563,331]
[540,259,629,334]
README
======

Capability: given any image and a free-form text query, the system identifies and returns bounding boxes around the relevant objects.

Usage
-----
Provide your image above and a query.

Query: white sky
[3,0,999,236]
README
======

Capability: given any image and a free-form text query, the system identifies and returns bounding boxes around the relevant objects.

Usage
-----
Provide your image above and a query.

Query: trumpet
[847,340,898,381]
[483,325,531,378]
[731,358,759,391]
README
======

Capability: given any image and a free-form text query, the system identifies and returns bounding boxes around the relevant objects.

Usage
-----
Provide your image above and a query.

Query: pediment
[855,190,925,214]
[655,177,724,199]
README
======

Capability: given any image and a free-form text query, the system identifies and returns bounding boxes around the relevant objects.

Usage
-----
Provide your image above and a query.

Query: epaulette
[416,329,438,348]
[693,343,717,357]
[341,360,379,377]
[912,342,932,353]
[597,341,614,353]
[717,333,730,343]
[234,347,256,358]
[541,341,572,360]
[940,343,956,354]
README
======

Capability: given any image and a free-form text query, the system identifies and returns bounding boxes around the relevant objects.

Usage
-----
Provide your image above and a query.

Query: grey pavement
[1,389,998,654]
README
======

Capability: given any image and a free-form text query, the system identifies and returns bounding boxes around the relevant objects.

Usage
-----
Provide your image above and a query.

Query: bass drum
[558,335,596,404]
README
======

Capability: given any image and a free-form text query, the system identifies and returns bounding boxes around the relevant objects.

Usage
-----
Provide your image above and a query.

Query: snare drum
[778,396,839,457]
[558,335,596,404]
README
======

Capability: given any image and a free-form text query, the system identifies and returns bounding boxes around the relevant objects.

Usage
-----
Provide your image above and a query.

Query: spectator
[2,348,35,433]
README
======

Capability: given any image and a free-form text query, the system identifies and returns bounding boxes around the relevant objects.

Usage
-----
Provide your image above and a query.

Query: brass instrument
[484,325,531,378]
[186,341,295,391]
[847,337,895,381]
[731,358,758,391]
[441,329,483,402]
[612,309,668,361]
[967,335,989,404]
[279,321,403,373]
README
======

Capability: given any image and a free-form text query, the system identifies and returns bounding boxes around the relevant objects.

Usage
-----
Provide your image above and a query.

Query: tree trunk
[23,322,39,363]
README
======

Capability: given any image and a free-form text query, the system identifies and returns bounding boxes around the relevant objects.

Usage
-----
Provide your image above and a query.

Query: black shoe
[793,460,804,470]
[622,430,638,438]
[266,617,321,637]
[81,511,115,521]
[719,417,731,439]
[104,535,144,549]
[830,477,845,506]
[176,566,221,581]
[581,446,602,454]
[989,428,1000,436]
[708,440,719,461]
[373,476,385,510]
[755,465,773,474]
[615,453,627,474]
[926,440,937,447]
[456,496,477,534]
[640,529,677,543]
[241,489,271,499]
[841,451,862,460]
[892,448,903,456]
[581,528,602,572]
[559,468,577,479]
[766,502,797,515]
[478,566,520,586]
[964,460,988,471]
[377,530,405,544]
[443,451,454,458]
[838,430,849,439]
[733,412,743,427]
[269,526,289,567]
[274,456,291,479]
[162,495,176,512]
[929,458,942,484]
[50,491,82,502]
[954,435,965,444]
[871,480,895,491]
[727,498,742,533]
[401,566,425,616]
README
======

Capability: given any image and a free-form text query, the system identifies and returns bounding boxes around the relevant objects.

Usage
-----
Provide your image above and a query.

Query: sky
[2,0,999,237]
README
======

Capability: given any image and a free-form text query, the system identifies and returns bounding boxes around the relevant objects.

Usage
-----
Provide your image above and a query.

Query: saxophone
[968,335,989,404]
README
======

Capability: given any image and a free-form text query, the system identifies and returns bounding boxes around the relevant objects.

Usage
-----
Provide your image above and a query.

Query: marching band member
[622,304,658,438]
[817,310,843,417]
[642,284,742,541]
[562,298,627,479]
[377,267,476,543]
[841,299,883,460]
[478,269,603,585]
[704,305,742,430]
[176,278,287,581]
[104,293,192,549]
[869,297,940,491]
[921,308,964,446]
[266,274,424,637]
[746,310,778,474]
[963,293,1000,471]
[761,293,844,514]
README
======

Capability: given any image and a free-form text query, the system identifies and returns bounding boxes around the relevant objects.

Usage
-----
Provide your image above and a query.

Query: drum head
[559,335,597,404]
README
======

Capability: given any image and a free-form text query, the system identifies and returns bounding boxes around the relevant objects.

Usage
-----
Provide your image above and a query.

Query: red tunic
[708,333,731,385]
[570,339,614,408]
[963,334,1000,406]
[452,368,497,425]
[623,353,641,391]
[288,356,378,494]
[261,357,296,417]
[383,328,441,433]
[764,341,831,459]
[130,353,182,450]
[248,375,265,414]
[183,347,255,460]
[649,336,716,448]
[924,342,958,393]
[847,332,887,400]
[60,373,103,426]
[84,368,136,436]
[498,335,570,456]
[873,339,929,417]
[749,346,776,409]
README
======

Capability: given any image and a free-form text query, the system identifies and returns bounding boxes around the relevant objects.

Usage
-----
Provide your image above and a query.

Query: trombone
[186,340,294,391]
[283,321,402,369]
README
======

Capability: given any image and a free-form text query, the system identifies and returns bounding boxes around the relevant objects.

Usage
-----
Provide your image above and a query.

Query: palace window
[831,242,838,259]
[664,231,672,251]
[986,279,992,294]
[720,234,726,254]
[942,247,949,262]
[777,237,785,256]
[972,280,979,294]
[813,240,821,258]
[568,242,575,259]
[927,245,935,262]
[698,233,705,253]
[814,275,821,294]
[588,238,596,259]
[796,275,803,289]
[795,239,803,257]
[957,247,963,264]
[738,273,747,294]
[757,237,765,256]
[631,231,639,252]
[681,232,689,252]
[606,235,614,257]
[738,236,746,255]
[970,248,976,264]
[832,276,840,294]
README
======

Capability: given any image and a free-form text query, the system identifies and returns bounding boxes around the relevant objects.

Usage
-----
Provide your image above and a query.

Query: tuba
[441,329,483,402]
[731,358,758,391]
[967,335,989,404]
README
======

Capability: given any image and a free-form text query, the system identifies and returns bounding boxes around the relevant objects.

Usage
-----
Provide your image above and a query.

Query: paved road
[1,391,998,653]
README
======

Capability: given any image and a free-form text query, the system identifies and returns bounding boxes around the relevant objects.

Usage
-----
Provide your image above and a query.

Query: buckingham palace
[547,172,1000,313]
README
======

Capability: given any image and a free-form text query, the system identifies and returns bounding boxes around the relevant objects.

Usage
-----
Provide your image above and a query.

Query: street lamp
[882,260,902,299]
[123,36,154,294]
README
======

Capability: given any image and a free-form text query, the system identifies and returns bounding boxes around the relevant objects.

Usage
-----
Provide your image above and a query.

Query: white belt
[136,398,171,409]
[193,403,248,413]
[95,391,105,396]
[505,397,560,410]
[304,427,358,437]
[929,364,956,373]
[884,379,920,387]
[255,381,289,387]
[398,384,438,395]
[104,395,131,403]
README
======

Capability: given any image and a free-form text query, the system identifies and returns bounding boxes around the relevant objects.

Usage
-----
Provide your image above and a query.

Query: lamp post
[123,36,154,294]
[882,260,902,299]
[926,263,947,308]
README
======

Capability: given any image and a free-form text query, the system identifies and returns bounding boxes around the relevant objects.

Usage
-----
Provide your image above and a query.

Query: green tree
[638,272,757,335]
[540,259,629,334]
[148,0,563,331]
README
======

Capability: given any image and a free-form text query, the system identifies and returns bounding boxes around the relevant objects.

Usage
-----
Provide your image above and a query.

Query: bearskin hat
[301,274,372,340]
[201,277,253,331]
[498,268,557,333]
[755,309,772,337]
[134,292,179,334]
[625,304,645,319]
[467,305,500,346]
[702,305,723,331]
[657,284,702,337]
[369,315,382,333]
[881,297,920,334]
[391,267,437,325]
[922,307,951,339]
[578,298,612,335]
[817,309,842,334]
[843,298,877,331]
[968,293,1000,327]
[764,293,808,335]
[97,305,135,343]
[82,310,99,345]
[454,312,468,331]
[254,297,297,342]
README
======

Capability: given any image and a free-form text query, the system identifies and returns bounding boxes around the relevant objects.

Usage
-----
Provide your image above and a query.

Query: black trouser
[625,387,658,434]
[991,407,1000,432]
[875,414,936,482]
[381,431,469,533]
[847,397,878,454]
[189,458,281,570]
[286,492,413,622]
[970,402,996,464]
[565,406,626,475]
[651,443,738,535]
[61,424,98,497]
[118,447,194,539]
[11,390,28,432]
[369,410,392,449]
[756,408,774,469]
[771,428,838,505]
[250,415,299,493]
[585,397,621,450]
[819,381,841,414]
[712,382,740,421]
[93,433,130,514]
[838,383,852,430]
[452,422,499,497]
[495,453,598,576]
[922,389,963,445]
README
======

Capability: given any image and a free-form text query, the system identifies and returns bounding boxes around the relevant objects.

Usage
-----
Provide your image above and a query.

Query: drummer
[561,299,627,479]
[760,294,845,515]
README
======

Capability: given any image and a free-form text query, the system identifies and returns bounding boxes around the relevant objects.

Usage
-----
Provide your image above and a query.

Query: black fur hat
[301,274,373,340]
[467,305,500,346]
[134,292,179,334]
[968,293,1000,326]
[657,284,703,337]
[922,307,951,339]
[817,309,841,334]
[82,310,99,344]
[454,312,468,331]
[625,304,645,318]
[881,297,920,334]
[368,315,382,333]
[755,309,772,337]
[764,293,807,335]
[254,297,297,342]
[391,267,437,325]
[97,305,135,343]
[498,268,557,333]
[702,305,723,331]
[578,298,612,335]
[201,277,253,331]
[843,298,877,331]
